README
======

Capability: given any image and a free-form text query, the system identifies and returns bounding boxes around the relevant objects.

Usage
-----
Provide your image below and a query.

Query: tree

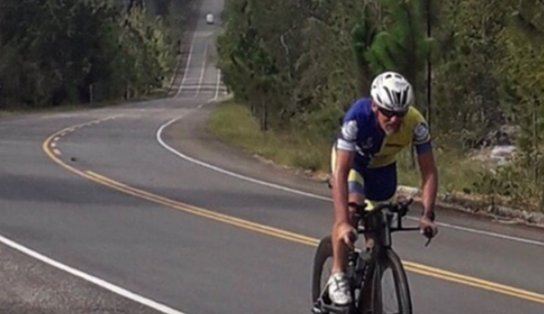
[495,0,544,207]
[431,0,511,142]
[364,0,431,110]
[0,0,175,106]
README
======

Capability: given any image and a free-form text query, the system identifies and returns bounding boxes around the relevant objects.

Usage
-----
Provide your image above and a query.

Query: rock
[473,125,520,148]
[490,145,517,166]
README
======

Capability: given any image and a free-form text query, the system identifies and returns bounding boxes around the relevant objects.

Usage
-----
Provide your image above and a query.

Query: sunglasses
[377,107,407,118]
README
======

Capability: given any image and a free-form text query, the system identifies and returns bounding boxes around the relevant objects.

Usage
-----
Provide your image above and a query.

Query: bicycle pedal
[320,303,352,314]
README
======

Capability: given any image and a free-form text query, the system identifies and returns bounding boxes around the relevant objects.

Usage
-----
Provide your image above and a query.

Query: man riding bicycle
[328,71,439,305]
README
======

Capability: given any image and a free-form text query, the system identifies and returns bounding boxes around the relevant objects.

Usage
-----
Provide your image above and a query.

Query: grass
[208,100,331,176]
[396,145,487,193]
[209,100,488,193]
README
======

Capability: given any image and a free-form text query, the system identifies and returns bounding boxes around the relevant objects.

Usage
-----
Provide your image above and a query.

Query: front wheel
[311,236,333,303]
[371,249,412,314]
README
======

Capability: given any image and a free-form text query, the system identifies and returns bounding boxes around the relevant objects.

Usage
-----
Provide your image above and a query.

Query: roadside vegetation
[214,0,544,213]
[0,0,193,110]
[209,101,487,194]
[209,100,332,173]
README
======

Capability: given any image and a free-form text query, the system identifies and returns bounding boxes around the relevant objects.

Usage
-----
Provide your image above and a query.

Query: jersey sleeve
[411,109,432,155]
[336,105,360,152]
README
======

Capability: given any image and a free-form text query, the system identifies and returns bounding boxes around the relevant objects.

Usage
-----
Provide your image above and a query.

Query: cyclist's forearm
[332,173,350,223]
[420,168,438,217]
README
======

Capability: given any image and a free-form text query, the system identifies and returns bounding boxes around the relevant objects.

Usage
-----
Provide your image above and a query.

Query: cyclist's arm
[411,113,437,220]
[332,148,355,224]
[417,150,438,219]
[334,115,359,225]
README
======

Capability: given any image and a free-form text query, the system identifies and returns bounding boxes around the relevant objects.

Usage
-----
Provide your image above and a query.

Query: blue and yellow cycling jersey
[337,97,432,169]
[333,98,432,201]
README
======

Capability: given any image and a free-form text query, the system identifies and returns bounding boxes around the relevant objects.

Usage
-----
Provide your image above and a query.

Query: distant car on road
[205,13,214,24]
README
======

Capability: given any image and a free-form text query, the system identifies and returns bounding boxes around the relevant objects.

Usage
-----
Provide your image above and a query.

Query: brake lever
[424,237,432,247]
[423,226,434,247]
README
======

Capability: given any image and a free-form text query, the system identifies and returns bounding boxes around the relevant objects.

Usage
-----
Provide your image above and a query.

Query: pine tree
[364,0,431,103]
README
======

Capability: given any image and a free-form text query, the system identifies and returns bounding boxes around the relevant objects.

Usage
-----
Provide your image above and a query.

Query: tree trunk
[260,98,268,131]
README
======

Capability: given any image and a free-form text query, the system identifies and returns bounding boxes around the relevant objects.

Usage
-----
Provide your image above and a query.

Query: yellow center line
[42,122,544,305]
[404,264,544,304]
[86,171,319,246]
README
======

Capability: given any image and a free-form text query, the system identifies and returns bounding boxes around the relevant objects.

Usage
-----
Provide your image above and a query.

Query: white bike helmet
[370,71,414,112]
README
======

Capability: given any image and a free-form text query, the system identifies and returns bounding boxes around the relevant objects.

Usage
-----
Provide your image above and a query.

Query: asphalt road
[0,0,543,313]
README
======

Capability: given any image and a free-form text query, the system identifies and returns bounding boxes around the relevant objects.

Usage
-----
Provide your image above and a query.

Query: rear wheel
[371,249,412,314]
[311,236,333,303]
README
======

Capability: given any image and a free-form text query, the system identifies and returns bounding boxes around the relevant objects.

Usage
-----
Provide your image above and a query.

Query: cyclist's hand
[337,222,357,248]
[419,216,438,239]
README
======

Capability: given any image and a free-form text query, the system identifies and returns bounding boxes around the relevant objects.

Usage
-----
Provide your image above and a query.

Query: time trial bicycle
[311,198,432,314]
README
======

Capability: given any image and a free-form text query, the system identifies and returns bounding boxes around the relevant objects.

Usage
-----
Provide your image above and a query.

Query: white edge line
[195,42,209,97]
[156,106,544,248]
[214,70,221,100]
[156,112,330,202]
[434,222,544,247]
[176,37,196,97]
[0,234,186,314]
[168,52,183,89]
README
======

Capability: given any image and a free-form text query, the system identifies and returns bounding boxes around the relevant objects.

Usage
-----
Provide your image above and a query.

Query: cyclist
[327,71,438,305]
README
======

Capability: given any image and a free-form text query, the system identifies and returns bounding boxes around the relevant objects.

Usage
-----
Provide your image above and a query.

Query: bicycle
[311,198,432,314]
